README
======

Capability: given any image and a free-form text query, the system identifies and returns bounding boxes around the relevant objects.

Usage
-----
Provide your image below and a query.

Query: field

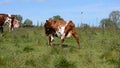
[0,27,120,68]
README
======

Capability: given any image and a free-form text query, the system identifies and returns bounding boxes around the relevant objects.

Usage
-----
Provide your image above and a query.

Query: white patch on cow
[14,24,19,28]
[56,26,65,37]
[51,35,54,41]
[8,22,12,32]
[66,31,72,38]
[56,23,69,40]
[8,14,11,17]
[4,17,12,32]
[4,17,12,24]
[61,33,65,40]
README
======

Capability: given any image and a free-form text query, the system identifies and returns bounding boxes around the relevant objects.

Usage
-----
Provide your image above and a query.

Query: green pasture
[0,27,120,68]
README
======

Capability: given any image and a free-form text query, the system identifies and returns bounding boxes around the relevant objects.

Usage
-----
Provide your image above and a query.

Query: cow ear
[46,20,48,22]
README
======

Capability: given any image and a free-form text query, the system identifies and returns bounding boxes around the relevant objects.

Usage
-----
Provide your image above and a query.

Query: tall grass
[0,27,120,68]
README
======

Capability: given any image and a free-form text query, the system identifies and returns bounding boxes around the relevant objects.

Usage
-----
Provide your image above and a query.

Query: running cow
[44,19,80,48]
[0,14,19,33]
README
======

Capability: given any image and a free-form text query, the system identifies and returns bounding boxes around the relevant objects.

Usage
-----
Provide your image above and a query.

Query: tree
[109,11,120,28]
[24,19,33,27]
[50,15,64,21]
[15,15,23,23]
[100,11,120,28]
[100,18,117,28]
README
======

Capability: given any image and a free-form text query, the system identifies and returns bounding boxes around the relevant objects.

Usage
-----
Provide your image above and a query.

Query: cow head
[4,17,12,25]
[13,19,20,28]
[45,20,56,27]
[44,20,56,36]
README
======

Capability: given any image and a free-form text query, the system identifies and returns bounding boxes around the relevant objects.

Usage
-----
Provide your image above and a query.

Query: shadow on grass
[52,43,69,48]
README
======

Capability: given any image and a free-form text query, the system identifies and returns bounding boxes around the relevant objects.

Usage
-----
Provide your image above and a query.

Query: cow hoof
[78,47,81,49]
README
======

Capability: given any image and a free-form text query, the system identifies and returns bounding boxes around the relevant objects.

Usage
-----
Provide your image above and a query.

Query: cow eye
[8,19,11,21]
[47,29,49,31]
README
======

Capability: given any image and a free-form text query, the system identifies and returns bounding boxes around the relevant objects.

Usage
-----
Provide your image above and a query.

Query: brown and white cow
[44,19,80,48]
[0,14,19,33]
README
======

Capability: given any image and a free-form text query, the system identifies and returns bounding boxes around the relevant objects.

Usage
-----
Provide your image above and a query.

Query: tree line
[100,11,120,29]
[14,10,120,28]
[14,15,33,27]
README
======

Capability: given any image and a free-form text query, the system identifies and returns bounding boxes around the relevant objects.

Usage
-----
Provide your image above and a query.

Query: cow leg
[8,22,14,32]
[0,26,3,33]
[11,27,14,31]
[60,39,64,47]
[60,33,66,47]
[48,35,54,46]
[9,26,13,32]
[72,32,80,49]
[48,36,51,46]
[8,22,11,32]
[1,27,3,33]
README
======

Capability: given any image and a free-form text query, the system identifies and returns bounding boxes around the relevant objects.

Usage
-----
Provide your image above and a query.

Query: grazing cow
[44,19,80,48]
[0,14,19,32]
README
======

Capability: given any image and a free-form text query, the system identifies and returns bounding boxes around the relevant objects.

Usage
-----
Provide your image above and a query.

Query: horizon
[0,0,120,26]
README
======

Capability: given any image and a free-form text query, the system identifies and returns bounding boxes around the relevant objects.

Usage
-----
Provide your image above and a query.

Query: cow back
[44,19,67,36]
[0,14,7,25]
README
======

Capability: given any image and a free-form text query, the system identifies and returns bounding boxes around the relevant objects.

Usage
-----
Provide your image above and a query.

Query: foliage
[50,15,64,21]
[109,11,120,24]
[100,11,120,28]
[23,19,33,27]
[15,15,23,23]
[109,11,120,28]
[100,18,117,28]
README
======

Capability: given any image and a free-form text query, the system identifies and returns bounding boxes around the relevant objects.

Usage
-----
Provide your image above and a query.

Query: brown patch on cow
[0,14,8,32]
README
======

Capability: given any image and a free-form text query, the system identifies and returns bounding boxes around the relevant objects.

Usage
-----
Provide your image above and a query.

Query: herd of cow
[0,14,80,48]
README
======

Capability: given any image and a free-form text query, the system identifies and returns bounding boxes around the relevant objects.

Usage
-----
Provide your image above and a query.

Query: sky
[0,0,120,26]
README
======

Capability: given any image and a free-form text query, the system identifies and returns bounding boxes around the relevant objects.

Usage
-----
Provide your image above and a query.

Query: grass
[0,27,120,68]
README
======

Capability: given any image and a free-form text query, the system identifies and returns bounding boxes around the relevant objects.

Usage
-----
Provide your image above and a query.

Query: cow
[44,19,80,49]
[0,14,19,33]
